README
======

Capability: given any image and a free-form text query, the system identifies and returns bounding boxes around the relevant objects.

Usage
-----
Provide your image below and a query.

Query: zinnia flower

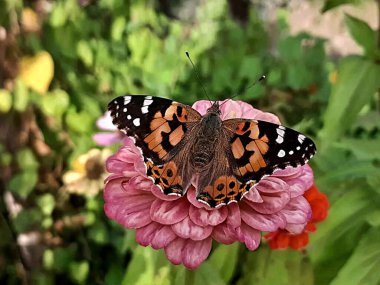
[63,148,111,197]
[93,111,124,146]
[104,99,314,269]
[265,184,329,250]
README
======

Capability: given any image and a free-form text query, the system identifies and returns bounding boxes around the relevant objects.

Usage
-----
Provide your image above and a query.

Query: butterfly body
[108,95,316,208]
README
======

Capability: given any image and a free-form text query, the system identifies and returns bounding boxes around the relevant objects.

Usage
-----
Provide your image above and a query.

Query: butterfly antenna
[185,51,212,103]
[220,75,266,106]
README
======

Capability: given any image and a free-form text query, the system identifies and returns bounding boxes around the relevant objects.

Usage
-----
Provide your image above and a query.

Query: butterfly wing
[196,118,316,208]
[223,118,316,183]
[108,95,202,195]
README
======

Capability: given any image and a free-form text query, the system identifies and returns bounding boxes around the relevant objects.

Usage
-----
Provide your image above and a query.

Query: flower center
[85,157,104,180]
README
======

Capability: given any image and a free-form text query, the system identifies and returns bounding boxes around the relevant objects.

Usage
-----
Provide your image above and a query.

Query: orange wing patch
[199,176,255,207]
[233,121,269,175]
[146,160,184,196]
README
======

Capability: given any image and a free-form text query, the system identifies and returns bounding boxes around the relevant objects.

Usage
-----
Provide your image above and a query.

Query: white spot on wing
[123,108,127,112]
[133,118,140,126]
[289,150,294,155]
[127,115,132,120]
[279,125,285,130]
[146,96,152,99]
[296,146,301,150]
[276,136,284,144]
[124,96,131,105]
[298,134,305,144]
[276,128,285,136]
[141,106,149,114]
[143,99,153,106]
[278,149,285,157]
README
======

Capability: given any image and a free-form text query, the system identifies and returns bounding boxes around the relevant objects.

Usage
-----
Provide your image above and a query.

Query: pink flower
[104,99,313,269]
[93,111,124,146]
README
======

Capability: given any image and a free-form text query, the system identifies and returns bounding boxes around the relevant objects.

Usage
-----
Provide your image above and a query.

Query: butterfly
[108,95,316,208]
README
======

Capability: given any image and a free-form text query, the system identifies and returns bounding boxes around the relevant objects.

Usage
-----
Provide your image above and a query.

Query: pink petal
[96,111,118,131]
[182,238,212,269]
[226,203,241,229]
[243,186,263,203]
[151,226,177,249]
[285,222,308,234]
[281,196,311,224]
[136,222,160,246]
[93,133,122,146]
[104,179,155,228]
[212,223,237,244]
[106,145,145,176]
[192,100,212,116]
[236,223,261,251]
[240,201,286,231]
[150,198,189,225]
[164,238,185,265]
[287,165,314,198]
[189,205,228,226]
[172,216,212,240]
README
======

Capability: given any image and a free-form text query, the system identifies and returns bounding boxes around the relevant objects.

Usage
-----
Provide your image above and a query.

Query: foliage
[0,0,379,284]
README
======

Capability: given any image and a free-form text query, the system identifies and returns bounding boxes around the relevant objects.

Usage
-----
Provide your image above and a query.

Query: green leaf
[69,261,89,284]
[0,89,12,112]
[13,79,29,111]
[330,228,380,285]
[77,41,93,67]
[9,171,38,198]
[36,194,55,216]
[40,89,70,118]
[208,243,239,283]
[318,57,380,152]
[193,262,225,285]
[16,148,38,171]
[237,247,313,285]
[12,208,43,232]
[321,0,360,13]
[345,14,378,58]
[66,107,93,133]
[334,138,380,160]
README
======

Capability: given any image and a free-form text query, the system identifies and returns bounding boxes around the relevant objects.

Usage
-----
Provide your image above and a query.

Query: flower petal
[189,205,228,226]
[212,223,237,244]
[150,198,189,225]
[182,238,212,269]
[172,216,212,240]
[164,238,185,265]
[240,201,286,232]
[135,222,160,246]
[236,223,261,251]
[104,179,155,228]
[151,226,177,249]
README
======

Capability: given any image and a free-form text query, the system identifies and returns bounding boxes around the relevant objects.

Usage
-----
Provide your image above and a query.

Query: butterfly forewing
[223,119,316,184]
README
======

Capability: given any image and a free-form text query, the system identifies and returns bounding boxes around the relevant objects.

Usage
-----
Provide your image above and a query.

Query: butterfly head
[207,101,221,116]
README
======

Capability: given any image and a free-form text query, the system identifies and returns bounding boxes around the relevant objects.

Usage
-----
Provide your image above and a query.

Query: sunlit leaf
[20,51,54,94]
[321,0,361,12]
[0,89,12,112]
[345,14,378,59]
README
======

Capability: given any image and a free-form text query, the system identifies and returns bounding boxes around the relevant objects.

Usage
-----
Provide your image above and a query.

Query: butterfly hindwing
[223,119,316,184]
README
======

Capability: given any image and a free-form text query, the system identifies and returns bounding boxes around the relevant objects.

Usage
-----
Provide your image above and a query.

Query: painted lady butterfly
[108,95,316,208]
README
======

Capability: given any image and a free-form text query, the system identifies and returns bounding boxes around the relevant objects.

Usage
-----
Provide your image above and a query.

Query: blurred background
[1,0,379,284]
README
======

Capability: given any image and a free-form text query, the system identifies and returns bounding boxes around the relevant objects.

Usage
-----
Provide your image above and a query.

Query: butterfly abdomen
[191,112,222,170]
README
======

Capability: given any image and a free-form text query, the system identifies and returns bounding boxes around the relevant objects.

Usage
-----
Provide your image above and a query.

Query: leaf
[9,171,38,198]
[334,138,380,160]
[330,228,380,285]
[13,79,29,111]
[318,57,380,152]
[20,51,54,94]
[0,89,12,112]
[40,89,70,118]
[36,194,55,216]
[321,0,360,13]
[77,40,93,67]
[345,14,378,58]
[69,261,89,284]
[237,247,313,285]
[193,262,225,285]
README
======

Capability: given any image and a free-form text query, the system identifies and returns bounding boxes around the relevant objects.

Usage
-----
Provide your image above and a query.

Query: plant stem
[377,0,380,112]
[184,269,196,285]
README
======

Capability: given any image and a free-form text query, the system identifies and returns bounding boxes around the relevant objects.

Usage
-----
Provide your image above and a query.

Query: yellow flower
[20,51,54,94]
[62,149,112,197]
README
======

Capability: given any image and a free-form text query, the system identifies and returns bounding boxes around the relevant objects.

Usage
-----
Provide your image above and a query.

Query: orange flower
[265,184,329,250]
